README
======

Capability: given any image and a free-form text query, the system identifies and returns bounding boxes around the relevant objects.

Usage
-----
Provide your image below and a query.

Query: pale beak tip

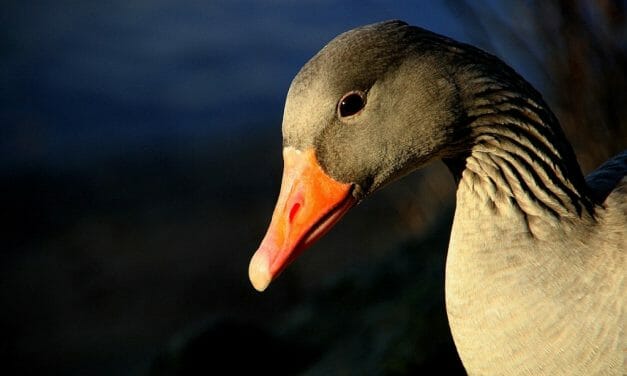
[248,251,271,292]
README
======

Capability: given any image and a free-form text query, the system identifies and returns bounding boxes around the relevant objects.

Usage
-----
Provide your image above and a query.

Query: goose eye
[338,91,366,118]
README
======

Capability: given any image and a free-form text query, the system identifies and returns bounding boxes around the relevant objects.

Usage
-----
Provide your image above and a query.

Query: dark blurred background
[2,1,625,375]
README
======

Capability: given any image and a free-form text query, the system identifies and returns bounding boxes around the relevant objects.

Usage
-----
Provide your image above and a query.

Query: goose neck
[445,82,597,227]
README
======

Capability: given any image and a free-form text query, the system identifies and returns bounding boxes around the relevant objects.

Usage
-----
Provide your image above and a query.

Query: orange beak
[248,147,356,291]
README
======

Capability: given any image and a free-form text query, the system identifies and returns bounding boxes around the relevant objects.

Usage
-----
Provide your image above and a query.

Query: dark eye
[338,91,366,118]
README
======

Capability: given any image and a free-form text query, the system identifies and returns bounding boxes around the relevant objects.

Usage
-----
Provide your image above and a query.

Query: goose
[248,20,626,375]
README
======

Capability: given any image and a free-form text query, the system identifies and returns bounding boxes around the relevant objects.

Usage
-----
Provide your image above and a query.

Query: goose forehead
[282,82,335,149]
[281,21,416,148]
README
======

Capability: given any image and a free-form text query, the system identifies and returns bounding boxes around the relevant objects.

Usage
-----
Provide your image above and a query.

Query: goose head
[249,20,486,291]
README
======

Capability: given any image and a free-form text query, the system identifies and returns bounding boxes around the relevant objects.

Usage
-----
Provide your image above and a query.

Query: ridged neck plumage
[444,57,597,231]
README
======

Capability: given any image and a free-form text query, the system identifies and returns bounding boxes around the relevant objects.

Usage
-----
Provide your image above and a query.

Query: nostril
[289,202,301,223]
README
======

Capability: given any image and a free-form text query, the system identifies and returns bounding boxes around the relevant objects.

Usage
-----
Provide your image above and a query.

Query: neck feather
[445,77,596,226]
